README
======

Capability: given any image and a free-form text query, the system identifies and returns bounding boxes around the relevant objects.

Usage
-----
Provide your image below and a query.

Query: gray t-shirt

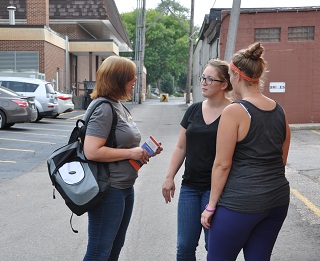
[85,97,141,189]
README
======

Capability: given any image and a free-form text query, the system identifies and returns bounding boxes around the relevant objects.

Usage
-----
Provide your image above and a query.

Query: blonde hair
[90,56,136,101]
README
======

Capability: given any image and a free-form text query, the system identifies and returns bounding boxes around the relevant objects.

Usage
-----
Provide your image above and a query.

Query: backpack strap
[84,99,118,148]
[121,102,131,115]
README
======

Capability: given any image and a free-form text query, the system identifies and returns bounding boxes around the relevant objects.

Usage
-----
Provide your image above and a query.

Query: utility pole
[185,0,194,104]
[224,0,241,62]
[134,0,146,104]
[139,0,146,104]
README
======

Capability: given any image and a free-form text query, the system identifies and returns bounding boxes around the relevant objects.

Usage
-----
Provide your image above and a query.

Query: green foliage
[160,73,174,95]
[120,1,199,92]
[173,92,184,97]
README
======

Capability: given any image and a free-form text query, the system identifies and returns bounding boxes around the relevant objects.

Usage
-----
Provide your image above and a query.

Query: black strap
[70,213,78,233]
[84,99,118,148]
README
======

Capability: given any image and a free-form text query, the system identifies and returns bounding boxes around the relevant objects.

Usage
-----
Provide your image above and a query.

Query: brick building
[193,7,320,124]
[0,0,136,99]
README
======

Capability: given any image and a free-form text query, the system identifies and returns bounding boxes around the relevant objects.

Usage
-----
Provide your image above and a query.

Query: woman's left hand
[153,142,163,156]
[201,208,214,229]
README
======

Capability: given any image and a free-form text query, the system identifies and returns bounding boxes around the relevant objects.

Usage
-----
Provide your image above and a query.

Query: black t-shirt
[181,102,220,190]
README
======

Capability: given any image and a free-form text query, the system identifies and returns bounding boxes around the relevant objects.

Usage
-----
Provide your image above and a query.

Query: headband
[229,61,260,82]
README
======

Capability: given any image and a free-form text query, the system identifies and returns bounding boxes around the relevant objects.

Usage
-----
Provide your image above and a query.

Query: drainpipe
[56,68,59,91]
[65,36,69,93]
[7,6,16,25]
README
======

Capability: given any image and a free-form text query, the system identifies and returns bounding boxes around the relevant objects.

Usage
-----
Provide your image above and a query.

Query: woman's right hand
[130,147,150,164]
[162,178,175,204]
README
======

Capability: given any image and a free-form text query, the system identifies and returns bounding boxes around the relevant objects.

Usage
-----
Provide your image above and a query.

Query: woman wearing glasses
[162,59,232,260]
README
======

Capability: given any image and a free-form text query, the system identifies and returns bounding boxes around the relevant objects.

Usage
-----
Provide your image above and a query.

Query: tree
[160,73,174,94]
[120,1,197,92]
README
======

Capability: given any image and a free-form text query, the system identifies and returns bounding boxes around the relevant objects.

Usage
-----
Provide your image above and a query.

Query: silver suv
[0,77,59,121]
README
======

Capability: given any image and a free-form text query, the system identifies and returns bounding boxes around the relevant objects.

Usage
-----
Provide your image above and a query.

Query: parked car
[0,86,37,129]
[55,91,74,116]
[0,77,59,121]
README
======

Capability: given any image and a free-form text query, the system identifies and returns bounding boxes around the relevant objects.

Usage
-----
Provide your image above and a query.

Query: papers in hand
[129,136,160,171]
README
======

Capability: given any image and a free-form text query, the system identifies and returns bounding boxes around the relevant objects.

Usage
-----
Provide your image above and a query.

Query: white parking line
[0,160,16,163]
[0,148,35,152]
[0,138,55,144]
[0,131,68,138]
[11,127,72,132]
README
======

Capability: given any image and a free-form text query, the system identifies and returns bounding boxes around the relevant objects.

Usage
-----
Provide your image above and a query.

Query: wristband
[205,204,216,213]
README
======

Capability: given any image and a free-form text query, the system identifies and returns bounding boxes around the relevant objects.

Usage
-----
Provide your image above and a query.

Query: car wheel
[0,110,7,129]
[4,123,15,128]
[31,109,38,122]
[35,109,42,122]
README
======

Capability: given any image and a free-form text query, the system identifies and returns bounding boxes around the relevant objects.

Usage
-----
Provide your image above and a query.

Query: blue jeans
[207,205,289,261]
[83,187,134,261]
[177,185,210,261]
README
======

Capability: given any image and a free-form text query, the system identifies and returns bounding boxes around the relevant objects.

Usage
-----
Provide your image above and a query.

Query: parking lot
[0,110,85,183]
[0,98,320,260]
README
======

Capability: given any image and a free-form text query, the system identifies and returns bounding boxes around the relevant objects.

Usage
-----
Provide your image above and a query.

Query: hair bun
[244,42,264,60]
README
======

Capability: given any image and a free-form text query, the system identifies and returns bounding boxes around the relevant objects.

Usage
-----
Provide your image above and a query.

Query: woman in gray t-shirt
[83,56,162,260]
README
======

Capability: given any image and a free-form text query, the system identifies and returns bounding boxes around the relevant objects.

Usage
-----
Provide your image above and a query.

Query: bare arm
[282,112,291,166]
[201,104,242,228]
[162,127,187,203]
[84,135,150,163]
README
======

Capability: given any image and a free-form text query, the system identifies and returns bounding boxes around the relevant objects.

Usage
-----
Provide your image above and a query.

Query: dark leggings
[207,205,289,261]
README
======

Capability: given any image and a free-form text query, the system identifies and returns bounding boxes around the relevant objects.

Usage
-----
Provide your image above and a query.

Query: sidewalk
[289,123,320,130]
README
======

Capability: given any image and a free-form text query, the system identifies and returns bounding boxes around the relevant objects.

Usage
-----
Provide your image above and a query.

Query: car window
[24,83,38,92]
[45,83,55,94]
[0,81,38,92]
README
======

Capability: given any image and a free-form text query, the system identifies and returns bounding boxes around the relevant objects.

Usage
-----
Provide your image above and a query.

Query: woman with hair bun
[201,42,291,261]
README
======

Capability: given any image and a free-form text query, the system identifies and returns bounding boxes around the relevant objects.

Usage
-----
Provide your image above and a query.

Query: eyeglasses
[199,75,224,85]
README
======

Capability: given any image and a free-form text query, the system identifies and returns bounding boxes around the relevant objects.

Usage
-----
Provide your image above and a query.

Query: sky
[115,0,320,27]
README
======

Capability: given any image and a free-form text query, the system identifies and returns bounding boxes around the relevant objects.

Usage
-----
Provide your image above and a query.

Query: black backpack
[47,99,117,232]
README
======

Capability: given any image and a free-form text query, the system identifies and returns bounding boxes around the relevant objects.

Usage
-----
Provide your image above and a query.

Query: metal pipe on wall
[65,35,69,93]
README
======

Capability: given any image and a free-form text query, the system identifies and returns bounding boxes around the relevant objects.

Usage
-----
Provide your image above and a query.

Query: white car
[0,77,59,121]
[56,91,74,115]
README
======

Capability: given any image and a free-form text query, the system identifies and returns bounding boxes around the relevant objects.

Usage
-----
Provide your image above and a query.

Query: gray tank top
[85,97,141,189]
[218,100,290,213]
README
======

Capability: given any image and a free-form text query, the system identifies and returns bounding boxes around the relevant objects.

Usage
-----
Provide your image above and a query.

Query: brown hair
[231,42,268,89]
[90,56,136,101]
[206,59,233,92]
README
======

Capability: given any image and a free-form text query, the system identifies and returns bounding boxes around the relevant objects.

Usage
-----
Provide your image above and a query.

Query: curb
[289,124,320,131]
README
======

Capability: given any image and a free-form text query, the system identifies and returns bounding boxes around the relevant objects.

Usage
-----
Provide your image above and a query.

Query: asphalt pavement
[0,96,319,261]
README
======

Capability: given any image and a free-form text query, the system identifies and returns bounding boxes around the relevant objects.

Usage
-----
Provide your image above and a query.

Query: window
[255,28,281,42]
[0,51,39,71]
[1,81,38,92]
[288,26,314,41]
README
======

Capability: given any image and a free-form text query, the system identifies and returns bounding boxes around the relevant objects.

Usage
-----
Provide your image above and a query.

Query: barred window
[255,28,281,42]
[288,26,314,41]
[0,51,39,71]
